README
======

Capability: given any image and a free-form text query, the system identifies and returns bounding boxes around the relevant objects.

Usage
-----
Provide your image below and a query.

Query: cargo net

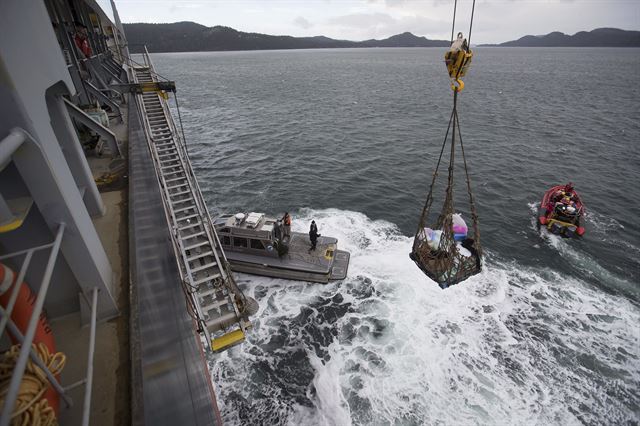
[410,90,482,289]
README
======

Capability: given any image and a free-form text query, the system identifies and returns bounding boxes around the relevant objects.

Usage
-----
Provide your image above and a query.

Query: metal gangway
[131,52,251,352]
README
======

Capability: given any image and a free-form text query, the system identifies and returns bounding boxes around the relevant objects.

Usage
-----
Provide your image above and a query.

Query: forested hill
[492,28,640,47]
[123,22,450,52]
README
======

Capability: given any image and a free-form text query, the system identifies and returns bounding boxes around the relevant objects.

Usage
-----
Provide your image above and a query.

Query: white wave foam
[585,208,625,231]
[289,346,352,426]
[211,209,640,426]
[534,215,637,294]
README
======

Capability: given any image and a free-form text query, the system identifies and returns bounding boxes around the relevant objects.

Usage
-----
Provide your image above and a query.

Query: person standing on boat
[282,212,292,240]
[309,220,320,250]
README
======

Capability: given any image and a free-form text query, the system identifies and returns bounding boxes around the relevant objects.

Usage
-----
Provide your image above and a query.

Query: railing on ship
[0,129,100,426]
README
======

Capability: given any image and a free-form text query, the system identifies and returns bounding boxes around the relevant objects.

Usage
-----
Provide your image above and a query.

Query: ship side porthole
[222,235,231,246]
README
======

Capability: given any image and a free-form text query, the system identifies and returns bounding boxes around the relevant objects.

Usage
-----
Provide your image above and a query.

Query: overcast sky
[115,0,640,44]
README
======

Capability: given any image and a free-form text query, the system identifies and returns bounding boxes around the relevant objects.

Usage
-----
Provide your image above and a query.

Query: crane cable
[449,0,479,247]
[411,0,483,284]
[417,0,478,227]
[447,0,476,91]
[451,0,476,45]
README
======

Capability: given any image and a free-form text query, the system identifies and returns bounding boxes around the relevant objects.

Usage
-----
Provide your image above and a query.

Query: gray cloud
[326,12,450,40]
[328,12,396,29]
[366,0,407,7]
[293,16,313,29]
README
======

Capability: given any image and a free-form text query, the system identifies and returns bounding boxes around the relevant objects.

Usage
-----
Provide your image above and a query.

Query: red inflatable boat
[537,183,585,238]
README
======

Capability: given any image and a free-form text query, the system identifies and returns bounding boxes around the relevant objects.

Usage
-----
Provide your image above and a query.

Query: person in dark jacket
[309,220,320,250]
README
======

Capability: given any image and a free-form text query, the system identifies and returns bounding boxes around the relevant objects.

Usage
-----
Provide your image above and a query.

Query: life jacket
[74,34,92,57]
[284,215,291,226]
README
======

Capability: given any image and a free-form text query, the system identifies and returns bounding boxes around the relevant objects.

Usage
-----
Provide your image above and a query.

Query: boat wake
[210,209,640,426]
[528,202,639,298]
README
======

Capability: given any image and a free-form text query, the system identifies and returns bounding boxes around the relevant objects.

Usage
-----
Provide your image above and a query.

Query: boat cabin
[214,213,280,257]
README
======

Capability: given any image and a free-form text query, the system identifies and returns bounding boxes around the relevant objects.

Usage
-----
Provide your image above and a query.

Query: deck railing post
[81,287,99,426]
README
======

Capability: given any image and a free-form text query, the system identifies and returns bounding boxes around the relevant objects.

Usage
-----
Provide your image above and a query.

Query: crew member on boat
[309,220,320,251]
[282,212,292,240]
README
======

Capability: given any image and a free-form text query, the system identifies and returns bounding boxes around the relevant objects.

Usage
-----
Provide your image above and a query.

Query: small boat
[537,184,585,238]
[213,212,350,283]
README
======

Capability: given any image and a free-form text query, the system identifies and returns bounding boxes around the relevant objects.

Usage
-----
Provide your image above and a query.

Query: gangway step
[163,170,187,178]
[173,205,196,214]
[165,176,186,184]
[206,312,239,333]
[194,274,222,286]
[190,261,218,273]
[181,231,205,240]
[177,213,199,222]
[179,222,201,232]
[158,152,177,160]
[158,149,180,161]
[170,190,191,197]
[184,240,209,251]
[187,251,214,261]
[155,143,175,149]
[171,196,193,205]
[167,182,188,191]
[156,145,177,152]
[200,297,229,311]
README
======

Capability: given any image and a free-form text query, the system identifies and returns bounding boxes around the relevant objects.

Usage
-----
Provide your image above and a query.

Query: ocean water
[151,48,640,425]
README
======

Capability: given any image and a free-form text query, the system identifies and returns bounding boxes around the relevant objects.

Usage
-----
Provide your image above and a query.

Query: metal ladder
[132,64,249,352]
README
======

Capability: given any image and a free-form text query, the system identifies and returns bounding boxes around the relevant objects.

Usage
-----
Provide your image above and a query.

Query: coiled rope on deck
[0,343,66,426]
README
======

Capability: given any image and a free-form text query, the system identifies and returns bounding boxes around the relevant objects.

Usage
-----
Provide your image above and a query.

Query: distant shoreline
[143,45,640,56]
[123,23,640,53]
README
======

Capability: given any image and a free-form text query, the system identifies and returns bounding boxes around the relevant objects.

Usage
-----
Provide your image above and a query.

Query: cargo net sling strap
[410,0,482,289]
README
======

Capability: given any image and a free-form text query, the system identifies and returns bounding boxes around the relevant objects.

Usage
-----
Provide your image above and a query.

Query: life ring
[451,79,465,92]
[0,263,60,414]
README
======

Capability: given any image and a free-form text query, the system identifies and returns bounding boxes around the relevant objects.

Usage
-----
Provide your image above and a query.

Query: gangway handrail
[131,74,213,337]
[139,51,236,279]
[139,48,235,282]
[134,93,213,328]
[141,51,248,308]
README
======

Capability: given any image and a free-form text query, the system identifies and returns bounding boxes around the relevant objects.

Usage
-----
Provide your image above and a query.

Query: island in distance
[485,27,640,47]
[123,22,640,52]
[123,22,449,53]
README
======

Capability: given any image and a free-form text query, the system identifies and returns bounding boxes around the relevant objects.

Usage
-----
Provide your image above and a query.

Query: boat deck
[225,232,350,283]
